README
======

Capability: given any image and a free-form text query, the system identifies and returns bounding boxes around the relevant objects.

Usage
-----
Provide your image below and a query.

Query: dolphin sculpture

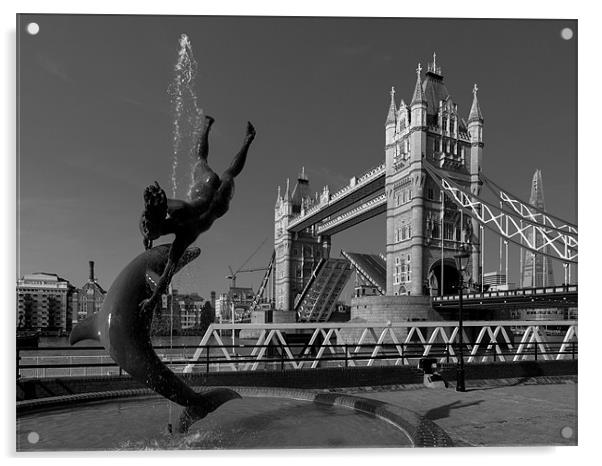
[69,244,240,433]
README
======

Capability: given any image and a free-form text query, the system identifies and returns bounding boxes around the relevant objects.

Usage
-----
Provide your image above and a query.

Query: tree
[197,301,215,335]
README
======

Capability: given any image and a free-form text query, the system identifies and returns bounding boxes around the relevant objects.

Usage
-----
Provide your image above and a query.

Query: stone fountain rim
[17,385,453,448]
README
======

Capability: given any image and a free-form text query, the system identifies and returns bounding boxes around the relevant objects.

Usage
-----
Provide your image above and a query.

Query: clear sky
[17,15,577,299]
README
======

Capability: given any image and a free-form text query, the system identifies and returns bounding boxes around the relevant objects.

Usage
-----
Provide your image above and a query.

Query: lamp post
[454,244,470,392]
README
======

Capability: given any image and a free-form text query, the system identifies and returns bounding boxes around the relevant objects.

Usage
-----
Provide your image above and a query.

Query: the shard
[520,170,555,288]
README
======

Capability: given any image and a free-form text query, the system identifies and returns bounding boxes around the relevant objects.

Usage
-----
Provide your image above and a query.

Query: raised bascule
[259,54,578,324]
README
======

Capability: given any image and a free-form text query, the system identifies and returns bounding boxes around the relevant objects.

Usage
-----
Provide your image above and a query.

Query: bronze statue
[139,115,256,314]
[70,244,241,433]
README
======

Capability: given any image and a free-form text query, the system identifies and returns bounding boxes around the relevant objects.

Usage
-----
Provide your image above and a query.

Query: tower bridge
[286,163,386,233]
[262,54,577,324]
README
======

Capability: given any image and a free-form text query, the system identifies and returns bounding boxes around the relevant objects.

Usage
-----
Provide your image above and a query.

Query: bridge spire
[468,83,483,122]
[284,178,290,201]
[411,63,425,105]
[275,185,282,207]
[386,86,397,126]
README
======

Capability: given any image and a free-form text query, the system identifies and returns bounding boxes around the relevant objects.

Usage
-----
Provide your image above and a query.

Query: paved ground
[340,376,577,447]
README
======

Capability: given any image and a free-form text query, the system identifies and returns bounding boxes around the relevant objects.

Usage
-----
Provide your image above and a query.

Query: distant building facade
[17,273,76,334]
[153,290,205,334]
[176,293,204,329]
[483,272,516,290]
[216,287,255,322]
[76,261,106,322]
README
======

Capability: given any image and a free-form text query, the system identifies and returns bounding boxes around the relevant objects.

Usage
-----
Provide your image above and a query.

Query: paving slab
[346,377,577,447]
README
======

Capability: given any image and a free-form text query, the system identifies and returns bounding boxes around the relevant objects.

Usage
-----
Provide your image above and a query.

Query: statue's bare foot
[246,122,256,141]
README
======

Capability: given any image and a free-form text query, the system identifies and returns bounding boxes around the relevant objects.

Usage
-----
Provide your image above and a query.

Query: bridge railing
[317,193,386,233]
[288,163,386,228]
[433,285,578,302]
[329,163,385,202]
[16,339,577,379]
[17,320,577,378]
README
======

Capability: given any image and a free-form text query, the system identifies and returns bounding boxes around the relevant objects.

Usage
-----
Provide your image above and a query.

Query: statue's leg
[196,115,215,161]
[223,121,255,179]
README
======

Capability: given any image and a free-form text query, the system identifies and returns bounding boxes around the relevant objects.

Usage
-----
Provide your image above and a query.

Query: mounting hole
[27,431,40,444]
[560,426,574,439]
[560,28,573,40]
[26,22,40,35]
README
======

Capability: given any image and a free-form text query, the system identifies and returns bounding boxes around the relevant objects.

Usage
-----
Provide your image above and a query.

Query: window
[394,257,401,285]
[444,222,454,240]
[427,188,434,200]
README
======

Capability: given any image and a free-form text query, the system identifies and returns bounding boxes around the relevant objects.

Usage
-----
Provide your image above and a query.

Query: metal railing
[433,285,578,302]
[17,320,578,379]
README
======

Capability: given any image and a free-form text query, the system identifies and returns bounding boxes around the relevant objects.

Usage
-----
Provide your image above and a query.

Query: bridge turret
[468,83,483,137]
[467,83,484,283]
[385,86,397,146]
[410,63,427,129]
[467,83,484,189]
[275,185,282,208]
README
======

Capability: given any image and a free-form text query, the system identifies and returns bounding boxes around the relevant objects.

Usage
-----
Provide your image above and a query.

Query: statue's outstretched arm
[140,235,190,314]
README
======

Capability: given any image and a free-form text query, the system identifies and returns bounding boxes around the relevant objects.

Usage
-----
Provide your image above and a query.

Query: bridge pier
[345,295,439,343]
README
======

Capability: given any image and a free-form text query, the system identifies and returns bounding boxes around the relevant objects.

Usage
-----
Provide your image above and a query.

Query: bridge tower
[274,169,324,311]
[385,54,483,296]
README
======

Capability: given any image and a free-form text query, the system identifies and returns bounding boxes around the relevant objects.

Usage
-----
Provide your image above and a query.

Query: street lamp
[454,243,470,392]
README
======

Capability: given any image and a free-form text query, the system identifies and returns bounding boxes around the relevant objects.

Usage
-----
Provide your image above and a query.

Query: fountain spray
[168,33,203,200]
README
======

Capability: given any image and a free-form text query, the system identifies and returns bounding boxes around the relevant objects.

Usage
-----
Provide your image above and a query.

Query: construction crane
[226,265,270,289]
[249,250,275,311]
[225,237,270,289]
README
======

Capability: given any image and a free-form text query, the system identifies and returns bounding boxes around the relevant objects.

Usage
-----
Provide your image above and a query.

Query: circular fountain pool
[17,393,414,451]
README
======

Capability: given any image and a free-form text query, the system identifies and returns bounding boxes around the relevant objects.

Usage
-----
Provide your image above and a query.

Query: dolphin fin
[176,388,242,433]
[145,270,161,292]
[69,313,100,345]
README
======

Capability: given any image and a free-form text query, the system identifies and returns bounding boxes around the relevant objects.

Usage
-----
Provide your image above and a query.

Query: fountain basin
[17,387,452,450]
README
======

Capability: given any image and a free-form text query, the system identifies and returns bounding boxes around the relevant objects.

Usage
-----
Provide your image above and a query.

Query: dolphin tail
[176,388,242,433]
[69,313,100,345]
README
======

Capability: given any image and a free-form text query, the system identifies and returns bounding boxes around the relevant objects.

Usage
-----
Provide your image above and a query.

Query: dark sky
[17,15,577,299]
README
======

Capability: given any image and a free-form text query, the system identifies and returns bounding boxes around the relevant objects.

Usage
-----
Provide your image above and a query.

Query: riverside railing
[16,341,578,379]
[17,320,577,379]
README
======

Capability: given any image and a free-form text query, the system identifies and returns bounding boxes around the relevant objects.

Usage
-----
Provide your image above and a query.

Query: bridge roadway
[317,193,387,236]
[287,163,385,233]
[432,285,577,310]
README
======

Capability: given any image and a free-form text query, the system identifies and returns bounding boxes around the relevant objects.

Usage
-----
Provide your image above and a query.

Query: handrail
[17,341,578,373]
[17,330,578,379]
[432,285,578,301]
[288,163,386,227]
